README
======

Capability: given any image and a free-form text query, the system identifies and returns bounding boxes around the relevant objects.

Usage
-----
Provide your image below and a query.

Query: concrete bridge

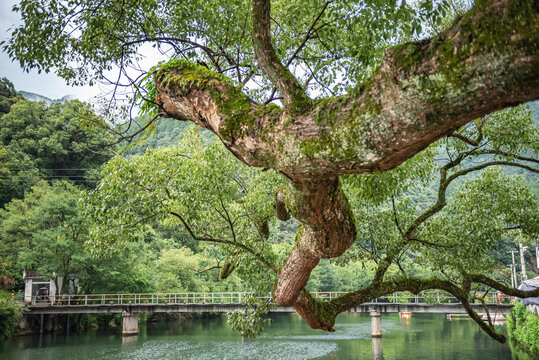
[24,291,513,336]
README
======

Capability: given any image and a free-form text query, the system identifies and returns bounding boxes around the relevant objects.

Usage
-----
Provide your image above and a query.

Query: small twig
[193,265,221,274]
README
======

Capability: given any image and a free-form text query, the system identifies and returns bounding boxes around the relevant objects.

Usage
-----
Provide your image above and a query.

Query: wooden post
[370,311,382,338]
[39,314,44,334]
[122,311,139,336]
[53,314,58,333]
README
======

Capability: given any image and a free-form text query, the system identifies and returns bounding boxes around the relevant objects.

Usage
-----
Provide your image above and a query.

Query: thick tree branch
[468,274,539,298]
[156,0,538,183]
[273,178,356,305]
[457,293,506,342]
[251,0,311,112]
[294,272,537,342]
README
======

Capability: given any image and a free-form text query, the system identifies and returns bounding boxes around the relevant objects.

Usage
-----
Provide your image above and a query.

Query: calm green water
[0,313,532,360]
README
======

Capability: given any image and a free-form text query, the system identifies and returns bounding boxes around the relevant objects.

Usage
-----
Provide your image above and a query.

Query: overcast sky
[0,0,101,100]
[0,0,169,103]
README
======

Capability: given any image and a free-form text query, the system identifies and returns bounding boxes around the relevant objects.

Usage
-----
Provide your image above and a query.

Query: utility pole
[535,241,538,273]
[508,250,518,287]
[519,242,528,282]
[508,265,515,288]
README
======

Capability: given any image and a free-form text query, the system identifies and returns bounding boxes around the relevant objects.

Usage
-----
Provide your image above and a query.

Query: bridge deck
[26,302,513,315]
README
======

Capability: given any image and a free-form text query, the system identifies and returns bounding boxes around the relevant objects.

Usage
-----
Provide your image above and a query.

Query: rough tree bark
[154,0,539,334]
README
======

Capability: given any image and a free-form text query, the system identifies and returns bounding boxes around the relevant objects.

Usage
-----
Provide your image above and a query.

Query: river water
[0,313,532,359]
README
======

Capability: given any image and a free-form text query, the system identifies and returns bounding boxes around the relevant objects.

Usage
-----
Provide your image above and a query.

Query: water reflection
[121,335,138,346]
[372,337,383,360]
[0,313,530,360]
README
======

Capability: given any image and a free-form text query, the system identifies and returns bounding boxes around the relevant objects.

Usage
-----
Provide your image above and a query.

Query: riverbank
[506,301,539,359]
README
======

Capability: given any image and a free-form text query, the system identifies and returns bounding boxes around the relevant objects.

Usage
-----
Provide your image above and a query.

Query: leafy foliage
[83,104,538,338]
[85,129,283,291]
[1,0,538,341]
[3,0,454,102]
[0,181,90,294]
[341,104,538,280]
[506,301,539,355]
[0,78,22,116]
[0,98,114,206]
[0,291,22,339]
[120,118,215,156]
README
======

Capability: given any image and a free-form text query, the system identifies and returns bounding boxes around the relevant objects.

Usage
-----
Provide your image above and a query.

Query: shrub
[0,291,22,338]
[506,300,539,355]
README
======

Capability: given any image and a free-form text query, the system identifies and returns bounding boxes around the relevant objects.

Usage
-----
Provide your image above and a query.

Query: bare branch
[449,131,479,146]
[285,1,332,68]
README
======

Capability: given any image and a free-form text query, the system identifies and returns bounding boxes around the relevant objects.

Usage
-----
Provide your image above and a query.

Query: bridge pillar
[372,337,383,360]
[122,311,139,336]
[370,311,382,338]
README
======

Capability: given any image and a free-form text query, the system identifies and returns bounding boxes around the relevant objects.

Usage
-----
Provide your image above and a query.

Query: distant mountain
[18,90,75,104]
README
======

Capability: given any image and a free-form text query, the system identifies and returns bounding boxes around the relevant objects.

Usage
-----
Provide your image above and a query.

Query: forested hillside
[0,77,248,300]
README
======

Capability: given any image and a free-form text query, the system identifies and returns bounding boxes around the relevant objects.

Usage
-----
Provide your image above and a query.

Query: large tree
[0,181,91,296]
[5,0,539,341]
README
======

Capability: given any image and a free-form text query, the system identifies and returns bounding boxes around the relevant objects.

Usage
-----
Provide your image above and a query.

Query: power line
[4,175,95,178]
[4,179,100,183]
[7,168,97,171]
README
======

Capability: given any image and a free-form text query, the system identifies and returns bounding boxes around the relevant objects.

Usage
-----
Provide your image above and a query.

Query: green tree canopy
[0,181,90,295]
[6,0,539,342]
[0,180,159,295]
[85,130,283,290]
[0,78,22,116]
[0,98,115,206]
